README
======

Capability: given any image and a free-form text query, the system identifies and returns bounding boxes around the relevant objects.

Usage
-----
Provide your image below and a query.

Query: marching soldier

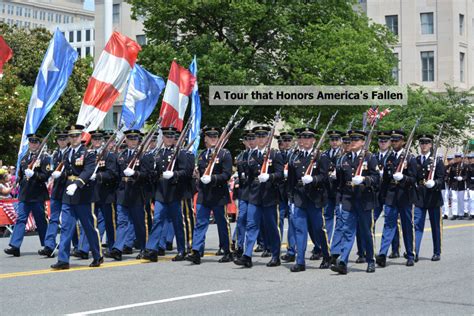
[51,125,103,269]
[330,130,379,274]
[376,130,417,267]
[234,126,283,268]
[39,130,69,257]
[449,153,468,219]
[443,155,455,219]
[4,133,51,257]
[276,132,294,242]
[414,134,445,261]
[186,127,233,264]
[467,153,474,219]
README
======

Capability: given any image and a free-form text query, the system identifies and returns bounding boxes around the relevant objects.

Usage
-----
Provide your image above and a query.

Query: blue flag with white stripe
[188,56,201,154]
[17,28,78,168]
[121,64,165,129]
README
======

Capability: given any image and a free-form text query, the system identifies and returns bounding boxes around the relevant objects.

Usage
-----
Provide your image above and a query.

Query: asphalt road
[1,219,473,315]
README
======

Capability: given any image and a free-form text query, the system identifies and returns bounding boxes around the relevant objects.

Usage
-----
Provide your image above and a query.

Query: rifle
[457,142,469,177]
[91,122,126,175]
[394,116,422,174]
[27,124,57,170]
[354,115,380,176]
[260,108,282,174]
[304,111,338,176]
[427,125,443,181]
[127,117,163,170]
[166,114,195,172]
[347,118,354,131]
[313,112,321,130]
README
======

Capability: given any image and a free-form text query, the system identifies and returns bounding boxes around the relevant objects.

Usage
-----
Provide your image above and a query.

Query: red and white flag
[76,32,141,132]
[0,35,13,78]
[0,199,36,231]
[160,60,196,131]
[367,106,391,125]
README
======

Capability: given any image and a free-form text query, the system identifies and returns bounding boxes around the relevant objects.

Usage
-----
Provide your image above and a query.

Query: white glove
[163,171,174,179]
[232,172,238,179]
[66,183,78,196]
[393,172,404,181]
[52,171,62,179]
[24,168,34,178]
[90,173,97,181]
[456,176,463,181]
[284,169,288,178]
[352,175,364,185]
[379,170,384,177]
[200,175,211,184]
[425,179,435,189]
[302,175,313,185]
[124,168,135,177]
[330,172,336,180]
[258,173,270,183]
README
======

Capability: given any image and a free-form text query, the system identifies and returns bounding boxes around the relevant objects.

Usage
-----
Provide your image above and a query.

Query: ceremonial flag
[0,35,13,78]
[121,64,165,129]
[76,32,141,132]
[367,106,391,125]
[187,56,201,154]
[17,29,78,169]
[159,60,196,130]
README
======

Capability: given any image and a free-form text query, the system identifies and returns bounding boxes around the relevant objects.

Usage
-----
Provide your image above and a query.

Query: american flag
[0,199,37,232]
[367,106,391,125]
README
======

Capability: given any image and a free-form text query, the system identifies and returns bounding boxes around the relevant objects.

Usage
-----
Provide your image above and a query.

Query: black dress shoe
[122,246,133,254]
[4,246,20,257]
[442,215,448,220]
[185,250,201,264]
[309,252,322,261]
[38,247,54,257]
[218,253,233,263]
[406,259,415,266]
[330,254,339,265]
[366,262,375,273]
[105,248,122,261]
[261,250,271,258]
[76,250,89,260]
[330,262,347,275]
[234,255,252,268]
[215,248,224,256]
[172,253,185,262]
[143,250,158,262]
[89,257,104,267]
[388,251,400,259]
[290,264,306,272]
[376,255,386,267]
[414,255,419,263]
[254,244,264,252]
[136,250,146,260]
[281,254,296,262]
[157,248,166,256]
[403,252,408,259]
[266,258,281,267]
[431,254,440,261]
[450,215,458,220]
[233,248,243,259]
[51,261,69,270]
[166,242,173,251]
[71,249,82,258]
[319,257,331,269]
[355,256,366,264]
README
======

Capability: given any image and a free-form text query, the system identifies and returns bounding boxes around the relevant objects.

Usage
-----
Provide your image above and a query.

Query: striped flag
[187,56,201,154]
[0,35,13,79]
[367,106,391,125]
[160,60,196,131]
[0,200,36,232]
[76,32,141,132]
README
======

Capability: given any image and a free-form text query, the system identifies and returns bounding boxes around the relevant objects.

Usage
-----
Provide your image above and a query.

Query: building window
[420,12,434,34]
[421,51,434,82]
[7,5,13,15]
[85,46,91,56]
[48,12,52,22]
[459,14,464,35]
[76,47,81,57]
[392,53,399,84]
[460,52,465,82]
[136,35,146,46]
[69,31,74,42]
[113,4,120,24]
[16,6,22,16]
[86,29,91,41]
[77,30,82,42]
[33,9,37,19]
[385,15,398,36]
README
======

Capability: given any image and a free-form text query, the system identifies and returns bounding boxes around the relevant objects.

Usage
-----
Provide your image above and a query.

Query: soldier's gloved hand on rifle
[393,172,404,181]
[455,176,463,181]
[200,175,211,184]
[302,175,313,185]
[24,168,34,178]
[425,179,435,189]
[284,169,288,178]
[330,171,337,180]
[163,171,174,179]
[352,175,364,185]
[66,183,77,196]
[258,173,270,183]
[124,167,135,177]
[52,171,62,179]
[379,170,384,177]
[90,173,97,181]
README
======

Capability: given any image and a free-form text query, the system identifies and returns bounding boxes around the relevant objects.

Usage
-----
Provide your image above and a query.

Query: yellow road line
[1,223,473,280]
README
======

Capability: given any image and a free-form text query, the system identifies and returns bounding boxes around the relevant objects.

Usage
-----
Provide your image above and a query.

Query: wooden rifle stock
[395,116,422,173]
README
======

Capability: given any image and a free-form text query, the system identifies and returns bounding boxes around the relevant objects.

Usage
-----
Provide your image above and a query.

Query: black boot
[172,253,185,262]
[319,257,331,269]
[281,253,296,262]
[375,254,386,267]
[38,247,54,258]
[4,246,20,257]
[143,250,158,262]
[185,250,201,264]
[330,261,347,275]
[51,261,69,270]
[89,257,104,267]
[290,264,306,272]
[234,255,253,268]
[218,252,234,263]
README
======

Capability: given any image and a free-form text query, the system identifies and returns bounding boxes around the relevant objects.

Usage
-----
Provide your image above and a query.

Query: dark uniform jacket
[61,145,96,205]
[197,148,232,207]
[18,151,51,202]
[92,150,119,204]
[336,151,379,212]
[374,150,391,208]
[414,153,445,208]
[278,149,291,205]
[448,162,468,191]
[324,147,342,202]
[468,163,474,190]
[50,148,68,200]
[288,150,329,209]
[236,149,252,202]
[247,148,284,207]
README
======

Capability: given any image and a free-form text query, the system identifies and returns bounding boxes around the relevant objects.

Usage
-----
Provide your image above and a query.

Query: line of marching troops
[3,122,474,274]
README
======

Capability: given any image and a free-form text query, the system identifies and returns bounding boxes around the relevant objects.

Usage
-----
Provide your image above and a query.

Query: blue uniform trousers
[285,203,296,256]
[44,199,62,250]
[9,201,47,249]
[279,201,287,240]
[324,199,337,243]
[244,203,281,259]
[374,205,400,253]
[236,200,248,250]
[379,205,415,260]
[192,204,231,254]
[339,207,374,265]
[181,199,195,249]
[330,204,344,254]
[147,201,185,254]
[414,207,441,256]
[79,203,115,252]
[113,204,147,251]
[57,203,101,263]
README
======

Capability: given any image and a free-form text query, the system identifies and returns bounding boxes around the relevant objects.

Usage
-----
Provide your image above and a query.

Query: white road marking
[66,290,231,315]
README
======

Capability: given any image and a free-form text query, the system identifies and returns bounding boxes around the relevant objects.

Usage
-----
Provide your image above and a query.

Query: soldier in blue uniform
[106,129,153,261]
[186,127,233,264]
[38,130,69,257]
[276,132,293,241]
[376,130,417,268]
[288,127,331,272]
[5,133,51,257]
[143,127,193,262]
[51,125,103,269]
[234,126,284,268]
[330,130,380,274]
[414,134,445,261]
